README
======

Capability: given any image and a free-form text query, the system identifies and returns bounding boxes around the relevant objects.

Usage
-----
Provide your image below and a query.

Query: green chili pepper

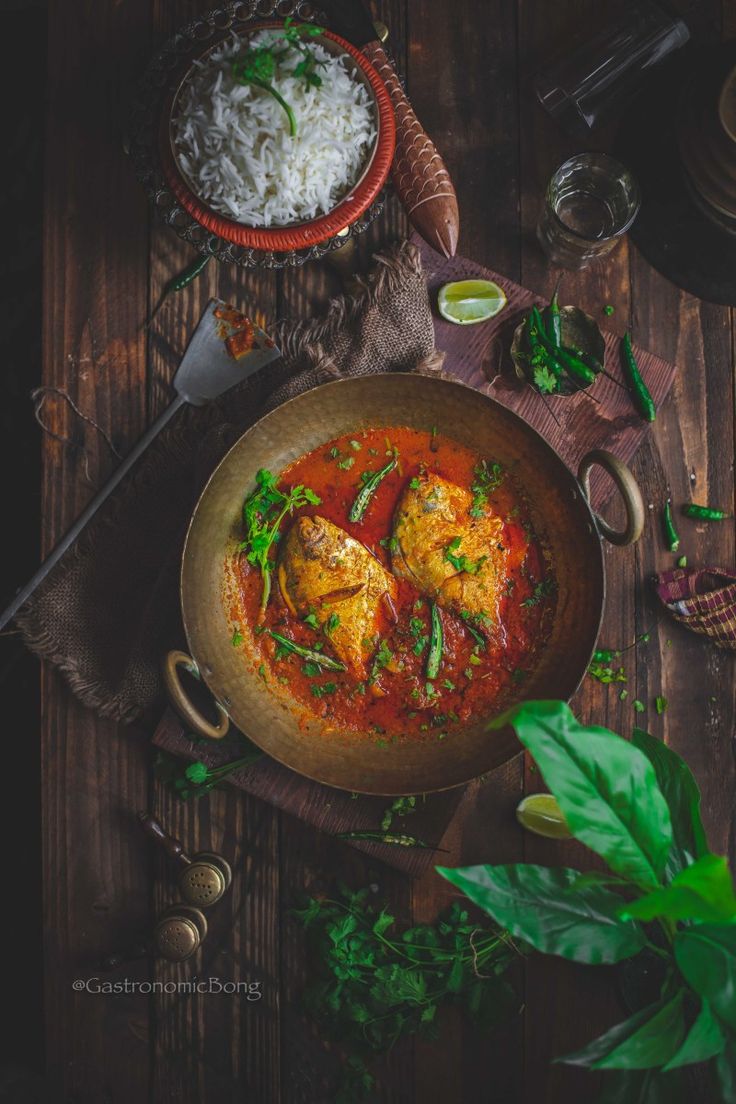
[682,503,731,521]
[531,307,597,387]
[268,631,346,671]
[621,332,656,422]
[335,830,438,849]
[348,459,396,523]
[426,601,443,680]
[664,500,680,553]
[464,620,486,648]
[147,254,213,327]
[166,253,212,293]
[547,278,562,347]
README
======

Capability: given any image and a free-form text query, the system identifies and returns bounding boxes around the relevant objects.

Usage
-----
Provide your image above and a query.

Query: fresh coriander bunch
[232,18,326,137]
[293,884,520,1101]
[153,743,261,800]
[439,701,736,1103]
[239,468,320,613]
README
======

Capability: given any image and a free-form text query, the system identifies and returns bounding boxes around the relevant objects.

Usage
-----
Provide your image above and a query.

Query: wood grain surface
[30,0,736,1102]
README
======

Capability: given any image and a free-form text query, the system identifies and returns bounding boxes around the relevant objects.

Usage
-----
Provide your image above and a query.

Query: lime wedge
[437,280,507,325]
[516,794,572,839]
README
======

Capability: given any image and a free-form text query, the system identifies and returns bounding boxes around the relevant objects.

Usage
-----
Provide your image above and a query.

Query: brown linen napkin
[17,240,443,720]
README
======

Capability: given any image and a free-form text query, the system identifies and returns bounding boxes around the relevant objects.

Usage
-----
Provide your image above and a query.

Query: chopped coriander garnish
[470,460,504,518]
[370,638,394,682]
[231,627,244,646]
[241,469,320,611]
[533,365,558,394]
[324,612,340,636]
[633,699,645,713]
[655,695,668,715]
[444,536,487,575]
[588,661,626,684]
[311,681,337,698]
[522,578,557,608]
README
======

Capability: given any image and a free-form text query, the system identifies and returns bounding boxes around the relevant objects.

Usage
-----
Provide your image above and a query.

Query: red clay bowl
[159,24,396,252]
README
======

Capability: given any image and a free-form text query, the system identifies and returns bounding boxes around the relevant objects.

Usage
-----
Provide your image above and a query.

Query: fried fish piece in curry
[278,515,397,678]
[391,472,509,634]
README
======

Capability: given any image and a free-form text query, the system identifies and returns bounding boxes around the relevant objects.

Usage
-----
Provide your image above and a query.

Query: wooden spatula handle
[362,41,459,258]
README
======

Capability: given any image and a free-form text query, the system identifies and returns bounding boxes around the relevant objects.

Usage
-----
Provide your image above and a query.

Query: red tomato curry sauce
[231,426,555,742]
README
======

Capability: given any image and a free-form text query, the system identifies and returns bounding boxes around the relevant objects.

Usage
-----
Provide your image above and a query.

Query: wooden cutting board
[414,233,677,510]
[153,237,678,877]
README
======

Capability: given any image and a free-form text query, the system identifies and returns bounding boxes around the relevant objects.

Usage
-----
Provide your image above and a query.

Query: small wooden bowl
[511,305,605,396]
[159,25,396,252]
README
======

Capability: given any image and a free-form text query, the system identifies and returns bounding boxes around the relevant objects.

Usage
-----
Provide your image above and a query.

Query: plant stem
[260,82,297,136]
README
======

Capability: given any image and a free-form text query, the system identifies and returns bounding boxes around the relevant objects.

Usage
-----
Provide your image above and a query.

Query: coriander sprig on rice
[232,17,325,137]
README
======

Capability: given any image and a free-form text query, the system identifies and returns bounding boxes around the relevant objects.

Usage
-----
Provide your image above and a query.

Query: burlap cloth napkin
[17,239,444,719]
[656,566,736,649]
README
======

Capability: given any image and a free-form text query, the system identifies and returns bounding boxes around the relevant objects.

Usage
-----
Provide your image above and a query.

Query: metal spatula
[0,299,281,631]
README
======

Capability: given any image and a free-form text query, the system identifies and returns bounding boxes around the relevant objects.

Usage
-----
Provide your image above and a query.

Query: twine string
[31,386,122,485]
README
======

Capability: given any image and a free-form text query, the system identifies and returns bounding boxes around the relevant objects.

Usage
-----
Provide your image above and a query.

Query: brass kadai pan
[164,374,644,796]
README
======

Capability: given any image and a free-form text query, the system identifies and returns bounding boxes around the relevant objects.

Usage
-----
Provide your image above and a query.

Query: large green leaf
[436,863,646,964]
[621,854,736,924]
[663,999,725,1071]
[717,1035,736,1104]
[562,992,685,1070]
[675,924,736,1031]
[632,728,708,876]
[491,702,672,887]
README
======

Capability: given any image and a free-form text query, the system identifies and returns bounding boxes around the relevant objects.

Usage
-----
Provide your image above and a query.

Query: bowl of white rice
[160,22,396,252]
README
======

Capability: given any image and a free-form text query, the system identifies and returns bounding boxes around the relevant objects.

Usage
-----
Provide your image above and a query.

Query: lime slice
[516,794,572,839]
[437,280,507,325]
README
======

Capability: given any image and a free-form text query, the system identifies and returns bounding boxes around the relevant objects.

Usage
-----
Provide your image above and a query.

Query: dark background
[0,0,44,1092]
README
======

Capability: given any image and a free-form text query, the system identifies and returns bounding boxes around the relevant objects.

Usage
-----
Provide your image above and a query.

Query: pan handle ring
[578,449,645,547]
[162,650,230,740]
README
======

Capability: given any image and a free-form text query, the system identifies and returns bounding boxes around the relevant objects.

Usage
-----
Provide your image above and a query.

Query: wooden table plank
[146,7,282,1102]
[41,0,155,1099]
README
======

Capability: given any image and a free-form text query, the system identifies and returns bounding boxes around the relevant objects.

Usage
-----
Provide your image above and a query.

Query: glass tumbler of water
[536,153,641,269]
